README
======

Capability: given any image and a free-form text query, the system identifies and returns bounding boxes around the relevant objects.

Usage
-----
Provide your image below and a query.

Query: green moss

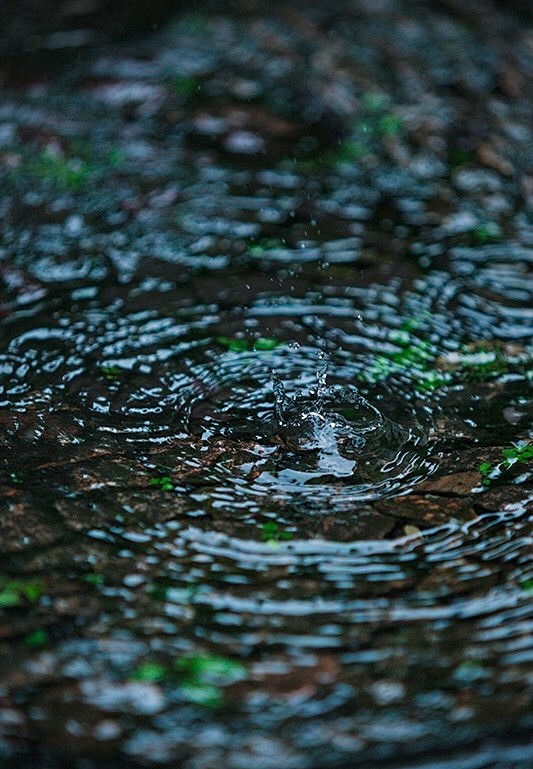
[150,475,174,491]
[101,364,122,381]
[82,573,104,586]
[254,337,280,351]
[175,654,247,684]
[175,654,246,706]
[248,238,285,257]
[471,221,502,243]
[283,91,403,173]
[361,91,391,113]
[24,628,48,648]
[479,442,532,486]
[262,521,292,542]
[133,662,167,682]
[0,579,43,608]
[180,681,222,708]
[360,321,445,392]
[172,76,201,99]
[439,342,531,383]
[29,148,90,190]
[130,653,246,708]
[216,336,280,352]
[216,336,250,352]
[501,443,533,466]
[362,330,528,393]
[378,113,403,136]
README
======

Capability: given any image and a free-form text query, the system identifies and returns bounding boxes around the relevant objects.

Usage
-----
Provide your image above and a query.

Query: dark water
[0,2,532,767]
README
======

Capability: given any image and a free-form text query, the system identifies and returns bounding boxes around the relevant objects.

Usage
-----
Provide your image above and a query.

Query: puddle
[0,1,532,768]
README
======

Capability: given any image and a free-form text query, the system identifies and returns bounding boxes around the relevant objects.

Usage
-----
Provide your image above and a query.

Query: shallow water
[0,2,532,767]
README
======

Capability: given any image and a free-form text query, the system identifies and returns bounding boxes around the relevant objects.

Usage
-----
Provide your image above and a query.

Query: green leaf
[150,476,173,490]
[361,91,390,113]
[378,113,403,136]
[21,582,43,602]
[248,238,284,256]
[0,590,22,608]
[254,337,279,351]
[133,662,167,682]
[0,580,43,607]
[82,573,104,586]
[180,681,222,709]
[175,654,247,685]
[501,448,516,459]
[262,521,292,543]
[478,462,492,476]
[25,629,48,648]
[216,336,250,352]
[516,444,533,462]
[101,364,121,381]
[30,148,90,190]
[172,76,200,98]
[472,222,501,243]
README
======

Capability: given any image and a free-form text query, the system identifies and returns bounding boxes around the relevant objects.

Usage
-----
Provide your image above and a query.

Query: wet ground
[0,1,532,767]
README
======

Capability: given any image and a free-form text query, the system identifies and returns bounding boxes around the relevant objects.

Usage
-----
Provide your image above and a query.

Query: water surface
[0,2,532,767]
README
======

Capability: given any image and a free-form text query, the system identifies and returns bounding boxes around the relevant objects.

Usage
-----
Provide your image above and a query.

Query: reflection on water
[0,0,532,767]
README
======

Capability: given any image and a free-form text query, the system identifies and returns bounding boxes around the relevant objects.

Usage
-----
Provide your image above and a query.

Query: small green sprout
[501,443,533,466]
[129,653,247,708]
[282,93,403,174]
[133,662,167,682]
[82,573,104,586]
[479,461,494,486]
[101,365,122,381]
[248,238,285,257]
[107,148,124,167]
[25,628,48,648]
[520,579,533,593]
[175,654,246,684]
[0,580,43,608]
[378,113,403,136]
[172,76,201,98]
[180,681,222,708]
[216,336,250,352]
[479,442,532,486]
[150,476,174,491]
[334,139,367,162]
[176,654,247,709]
[254,337,280,351]
[360,320,444,392]
[216,336,280,352]
[0,587,22,609]
[30,148,90,190]
[361,91,391,113]
[262,521,292,543]
[471,221,502,243]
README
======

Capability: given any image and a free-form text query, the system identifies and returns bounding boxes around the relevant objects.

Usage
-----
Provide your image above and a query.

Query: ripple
[161,344,437,508]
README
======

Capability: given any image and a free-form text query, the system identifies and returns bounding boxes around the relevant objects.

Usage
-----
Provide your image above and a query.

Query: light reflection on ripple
[451,243,533,340]
[71,501,532,722]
